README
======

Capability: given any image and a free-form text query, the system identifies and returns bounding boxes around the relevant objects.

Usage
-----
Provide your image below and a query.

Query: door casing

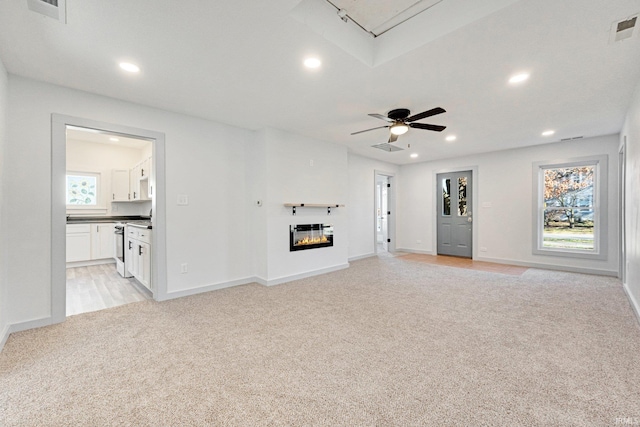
[432,166,478,259]
[51,114,168,324]
[374,170,395,254]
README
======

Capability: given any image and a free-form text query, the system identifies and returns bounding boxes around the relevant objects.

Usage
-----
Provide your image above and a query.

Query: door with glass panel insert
[437,171,472,257]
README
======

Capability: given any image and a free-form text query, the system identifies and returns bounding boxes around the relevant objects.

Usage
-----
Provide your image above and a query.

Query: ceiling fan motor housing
[387,108,411,120]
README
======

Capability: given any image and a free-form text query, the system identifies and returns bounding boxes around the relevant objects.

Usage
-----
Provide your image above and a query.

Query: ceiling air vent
[560,136,584,142]
[372,143,404,152]
[27,0,66,23]
[610,15,638,43]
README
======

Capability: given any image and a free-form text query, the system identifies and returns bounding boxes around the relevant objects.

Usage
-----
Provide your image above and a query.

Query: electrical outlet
[416,240,422,244]
[177,195,189,206]
[180,263,188,273]
[480,247,488,252]
[310,159,314,167]
[112,204,118,212]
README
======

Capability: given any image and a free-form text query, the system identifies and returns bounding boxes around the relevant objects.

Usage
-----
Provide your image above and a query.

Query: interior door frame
[432,166,478,259]
[374,170,396,254]
[51,114,168,324]
[619,141,626,283]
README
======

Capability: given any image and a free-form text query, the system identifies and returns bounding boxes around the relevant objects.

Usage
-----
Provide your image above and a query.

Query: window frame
[65,171,105,211]
[532,155,608,260]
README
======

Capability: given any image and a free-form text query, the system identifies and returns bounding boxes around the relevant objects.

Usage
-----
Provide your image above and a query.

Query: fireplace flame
[296,235,328,246]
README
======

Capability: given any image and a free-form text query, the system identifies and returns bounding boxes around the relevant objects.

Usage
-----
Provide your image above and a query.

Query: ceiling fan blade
[388,133,398,143]
[409,122,446,132]
[351,125,390,135]
[406,107,446,122]
[368,113,394,123]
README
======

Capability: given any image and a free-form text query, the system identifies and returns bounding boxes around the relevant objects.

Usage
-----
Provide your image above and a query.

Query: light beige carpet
[1,256,640,426]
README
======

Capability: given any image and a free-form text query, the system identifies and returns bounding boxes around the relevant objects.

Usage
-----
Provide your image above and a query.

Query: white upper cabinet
[111,169,130,201]
[118,155,152,202]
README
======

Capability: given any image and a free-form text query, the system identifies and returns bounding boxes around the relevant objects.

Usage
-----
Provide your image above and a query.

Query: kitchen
[65,126,154,316]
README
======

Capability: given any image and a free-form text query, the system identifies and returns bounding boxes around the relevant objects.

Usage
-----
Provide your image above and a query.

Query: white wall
[621,78,640,317]
[397,135,620,275]
[258,128,349,284]
[347,154,399,260]
[246,130,268,280]
[5,76,253,325]
[0,57,8,346]
[66,139,150,216]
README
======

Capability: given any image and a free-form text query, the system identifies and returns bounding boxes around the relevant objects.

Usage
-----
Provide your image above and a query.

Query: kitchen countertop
[67,216,151,224]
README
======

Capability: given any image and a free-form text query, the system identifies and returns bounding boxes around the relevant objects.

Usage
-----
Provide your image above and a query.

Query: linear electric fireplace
[290,224,333,251]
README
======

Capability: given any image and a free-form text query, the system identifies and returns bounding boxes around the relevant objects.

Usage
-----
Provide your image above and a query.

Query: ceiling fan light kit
[351,106,447,145]
[390,123,409,135]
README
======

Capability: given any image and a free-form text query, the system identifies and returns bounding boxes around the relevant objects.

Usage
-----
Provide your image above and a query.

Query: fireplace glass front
[290,224,333,251]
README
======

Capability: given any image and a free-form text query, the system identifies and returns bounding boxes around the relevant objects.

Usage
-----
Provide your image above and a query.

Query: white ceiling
[0,0,639,165]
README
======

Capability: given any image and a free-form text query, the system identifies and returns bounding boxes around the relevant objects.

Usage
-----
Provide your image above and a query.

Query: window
[66,172,101,208]
[533,156,607,259]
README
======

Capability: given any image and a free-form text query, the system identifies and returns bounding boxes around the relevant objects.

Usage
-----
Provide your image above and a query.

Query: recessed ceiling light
[509,73,529,84]
[542,130,555,136]
[445,135,456,142]
[410,153,418,158]
[119,62,140,73]
[109,137,120,142]
[303,57,321,69]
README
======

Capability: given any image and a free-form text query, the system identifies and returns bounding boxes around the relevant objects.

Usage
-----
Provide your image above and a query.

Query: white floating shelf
[284,203,345,215]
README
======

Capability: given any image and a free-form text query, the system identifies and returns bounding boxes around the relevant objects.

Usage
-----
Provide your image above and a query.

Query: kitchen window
[532,155,608,259]
[66,171,103,210]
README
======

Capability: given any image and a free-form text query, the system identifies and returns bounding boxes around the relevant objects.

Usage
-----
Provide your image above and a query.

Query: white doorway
[619,141,626,283]
[51,114,167,325]
[65,127,154,316]
[374,171,395,255]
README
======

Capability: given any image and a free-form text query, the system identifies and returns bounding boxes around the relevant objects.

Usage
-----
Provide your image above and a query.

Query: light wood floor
[66,263,151,316]
[396,253,528,276]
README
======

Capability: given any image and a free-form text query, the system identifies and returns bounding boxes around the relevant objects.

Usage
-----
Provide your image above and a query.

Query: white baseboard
[474,256,618,277]
[262,263,350,287]
[66,258,116,268]
[623,282,640,327]
[0,323,10,352]
[395,248,435,255]
[348,253,376,262]
[9,316,53,333]
[160,263,350,297]
[0,316,54,353]
[161,276,257,301]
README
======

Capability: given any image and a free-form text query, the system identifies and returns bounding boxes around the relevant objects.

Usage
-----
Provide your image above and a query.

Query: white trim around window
[532,155,608,260]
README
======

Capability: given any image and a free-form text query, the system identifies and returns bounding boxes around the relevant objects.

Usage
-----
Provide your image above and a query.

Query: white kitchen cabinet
[66,224,91,262]
[137,241,151,289]
[140,157,150,180]
[126,226,152,290]
[130,164,141,201]
[126,235,135,275]
[111,169,130,201]
[91,223,115,260]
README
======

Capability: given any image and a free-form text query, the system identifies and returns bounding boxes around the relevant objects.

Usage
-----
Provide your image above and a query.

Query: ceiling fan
[351,107,446,143]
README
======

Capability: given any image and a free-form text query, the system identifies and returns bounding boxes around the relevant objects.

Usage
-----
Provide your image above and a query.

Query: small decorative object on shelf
[284,203,345,216]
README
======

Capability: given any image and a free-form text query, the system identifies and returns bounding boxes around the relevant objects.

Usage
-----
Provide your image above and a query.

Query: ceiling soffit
[290,0,520,67]
[328,0,443,37]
